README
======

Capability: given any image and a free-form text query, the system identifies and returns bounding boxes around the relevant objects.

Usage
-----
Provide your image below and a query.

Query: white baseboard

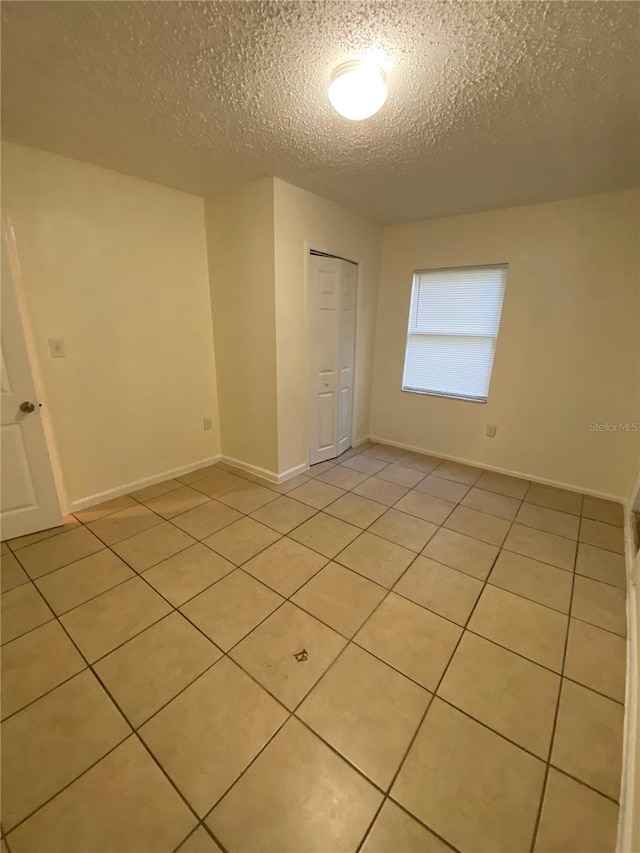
[222,438,371,485]
[352,436,370,448]
[277,462,309,483]
[275,440,368,483]
[70,454,309,512]
[69,455,222,512]
[220,455,281,484]
[221,457,312,485]
[367,434,626,503]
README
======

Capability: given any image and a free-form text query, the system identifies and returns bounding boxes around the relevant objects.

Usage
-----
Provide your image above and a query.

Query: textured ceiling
[2,1,639,223]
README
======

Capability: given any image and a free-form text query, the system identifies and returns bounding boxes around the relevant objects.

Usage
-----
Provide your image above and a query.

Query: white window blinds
[402,265,507,402]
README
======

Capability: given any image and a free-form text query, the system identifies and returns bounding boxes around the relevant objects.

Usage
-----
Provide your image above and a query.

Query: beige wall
[371,190,640,499]
[6,143,634,501]
[205,179,278,474]
[273,179,382,475]
[2,142,220,505]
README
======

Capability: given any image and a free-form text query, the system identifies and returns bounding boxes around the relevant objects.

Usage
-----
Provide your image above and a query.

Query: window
[402,264,507,403]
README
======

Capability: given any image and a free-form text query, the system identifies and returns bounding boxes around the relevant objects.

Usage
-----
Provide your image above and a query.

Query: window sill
[401,387,487,404]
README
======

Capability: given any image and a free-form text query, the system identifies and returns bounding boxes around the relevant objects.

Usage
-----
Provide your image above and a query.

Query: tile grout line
[4,471,309,840]
[5,501,623,849]
[103,460,418,824]
[46,456,436,633]
[195,467,441,839]
[2,446,626,849]
[5,529,624,839]
[529,495,606,852]
[349,474,499,846]
[0,468,526,622]
[6,531,627,644]
[174,822,229,853]
[3,455,621,554]
[355,485,522,852]
[371,482,625,843]
[4,565,623,745]
[272,476,622,611]
[174,451,414,838]
[164,465,613,845]
[3,456,375,726]
[5,543,289,850]
[3,452,620,714]
[3,521,230,840]
[4,454,623,694]
[5,458,619,593]
[191,454,450,834]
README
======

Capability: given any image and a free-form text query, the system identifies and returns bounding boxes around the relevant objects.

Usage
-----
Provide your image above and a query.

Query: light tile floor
[0,443,627,853]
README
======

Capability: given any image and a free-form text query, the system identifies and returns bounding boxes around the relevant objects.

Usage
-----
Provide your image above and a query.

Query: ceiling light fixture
[328,60,388,121]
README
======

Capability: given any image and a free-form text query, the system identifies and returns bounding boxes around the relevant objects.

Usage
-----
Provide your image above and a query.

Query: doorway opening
[307,249,357,467]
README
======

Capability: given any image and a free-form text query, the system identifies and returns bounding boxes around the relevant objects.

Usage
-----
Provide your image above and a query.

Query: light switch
[48,338,66,358]
[486,423,497,438]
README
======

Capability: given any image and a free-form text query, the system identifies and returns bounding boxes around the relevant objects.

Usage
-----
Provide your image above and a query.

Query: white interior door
[337,261,357,456]
[308,253,357,465]
[1,225,63,540]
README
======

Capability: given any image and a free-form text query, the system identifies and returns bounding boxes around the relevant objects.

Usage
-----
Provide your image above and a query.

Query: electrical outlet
[48,338,66,358]
[203,417,213,431]
[486,423,497,438]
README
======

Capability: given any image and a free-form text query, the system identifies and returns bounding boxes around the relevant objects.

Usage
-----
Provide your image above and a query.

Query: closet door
[337,260,356,456]
[308,254,356,465]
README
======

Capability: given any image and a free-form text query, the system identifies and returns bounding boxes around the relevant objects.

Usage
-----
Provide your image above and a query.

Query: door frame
[2,211,69,516]
[304,241,361,468]
[619,468,640,852]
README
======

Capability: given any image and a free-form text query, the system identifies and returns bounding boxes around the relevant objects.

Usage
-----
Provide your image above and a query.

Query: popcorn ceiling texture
[1,0,638,223]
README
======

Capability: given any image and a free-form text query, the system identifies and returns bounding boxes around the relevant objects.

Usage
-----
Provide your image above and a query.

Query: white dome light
[328,61,388,121]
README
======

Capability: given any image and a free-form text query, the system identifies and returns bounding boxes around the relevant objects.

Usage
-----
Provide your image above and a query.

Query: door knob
[20,401,36,414]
